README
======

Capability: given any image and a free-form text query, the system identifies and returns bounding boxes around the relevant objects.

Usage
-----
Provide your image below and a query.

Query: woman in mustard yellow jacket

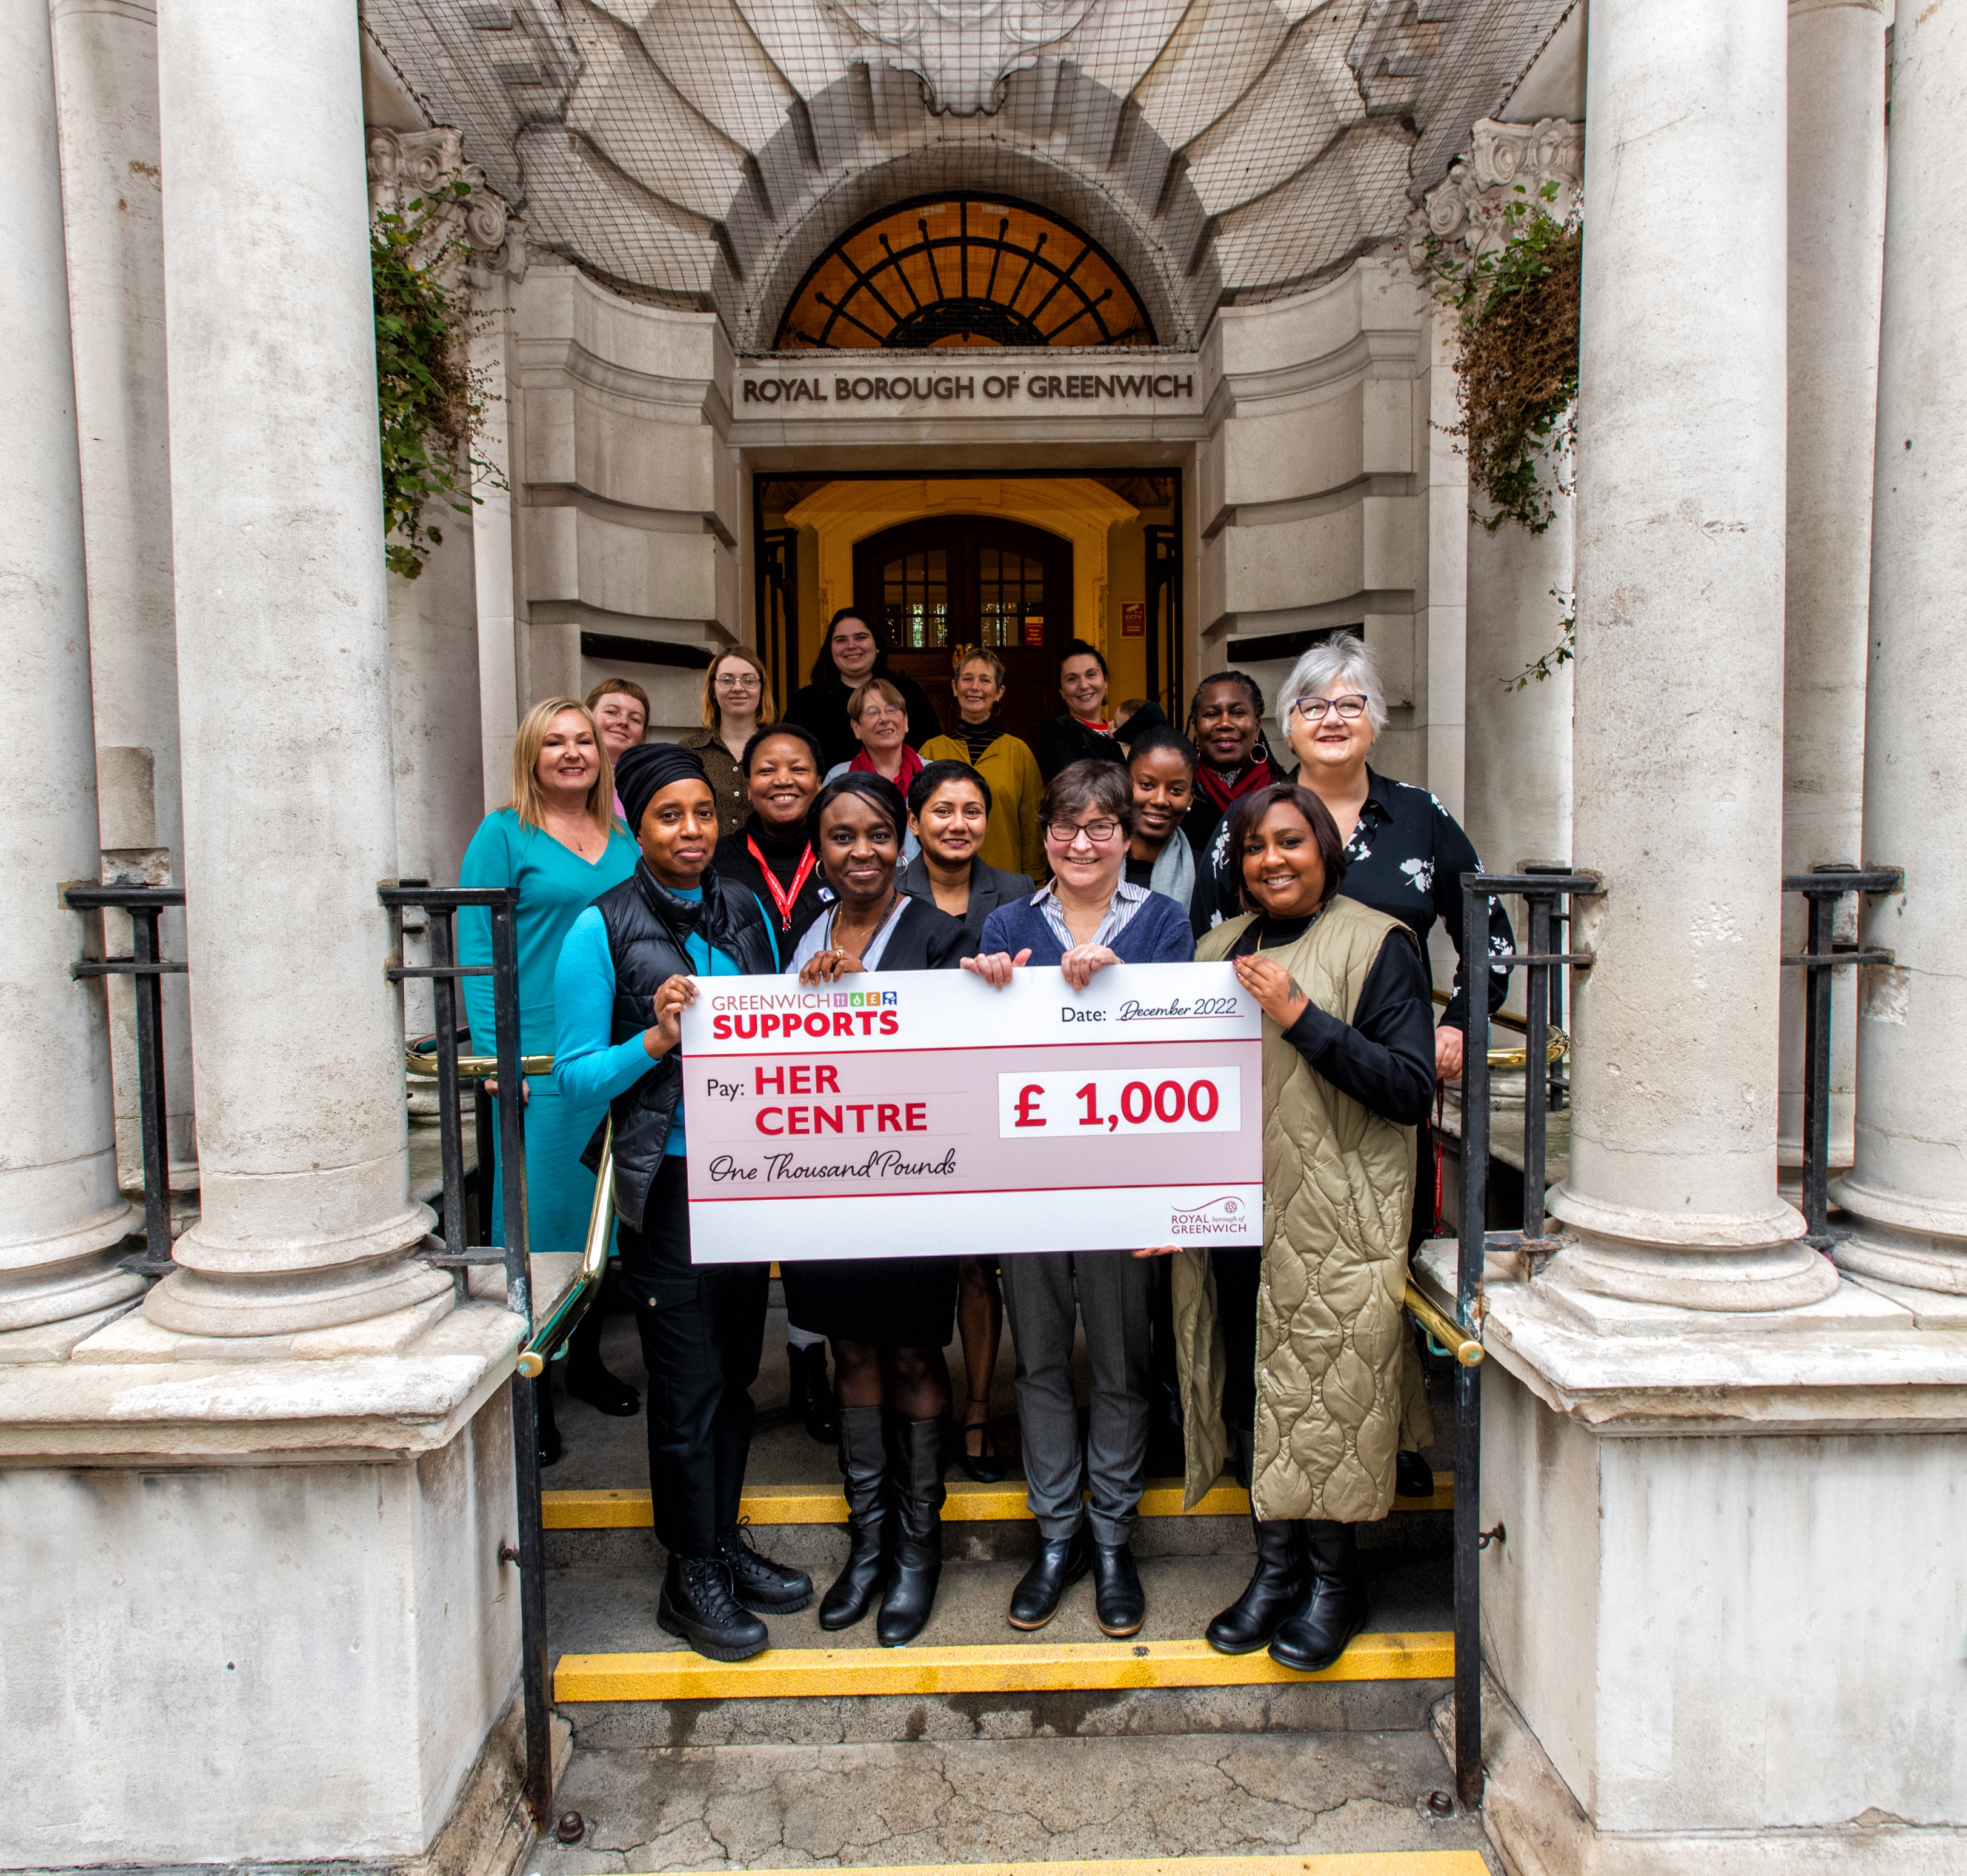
[918,646,1046,880]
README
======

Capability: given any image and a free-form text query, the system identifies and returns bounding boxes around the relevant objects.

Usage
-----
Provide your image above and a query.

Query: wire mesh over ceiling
[361,0,1581,348]
[775,196,1153,350]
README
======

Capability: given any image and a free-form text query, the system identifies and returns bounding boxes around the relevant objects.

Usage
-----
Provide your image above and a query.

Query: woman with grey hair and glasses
[1276,630,1513,1499]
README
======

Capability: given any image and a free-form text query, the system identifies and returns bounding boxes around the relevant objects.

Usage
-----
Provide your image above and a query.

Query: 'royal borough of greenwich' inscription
[740,370,1197,407]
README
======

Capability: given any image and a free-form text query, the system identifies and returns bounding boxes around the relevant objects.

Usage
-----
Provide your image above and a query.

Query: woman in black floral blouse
[1275,630,1513,1499]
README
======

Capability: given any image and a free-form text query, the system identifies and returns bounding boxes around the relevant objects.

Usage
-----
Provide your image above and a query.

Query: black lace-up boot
[819,1405,890,1631]
[656,1554,768,1662]
[717,1523,813,1614]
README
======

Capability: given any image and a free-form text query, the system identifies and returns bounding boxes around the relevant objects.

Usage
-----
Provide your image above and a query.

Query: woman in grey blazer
[901,759,1036,1482]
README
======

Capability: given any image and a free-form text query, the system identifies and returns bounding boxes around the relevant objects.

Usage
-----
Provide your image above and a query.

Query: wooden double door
[853,516,1073,749]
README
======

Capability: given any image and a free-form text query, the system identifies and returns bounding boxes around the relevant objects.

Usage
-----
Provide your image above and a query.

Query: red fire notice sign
[1122,602,1147,638]
[1023,615,1045,646]
[677,963,1263,1262]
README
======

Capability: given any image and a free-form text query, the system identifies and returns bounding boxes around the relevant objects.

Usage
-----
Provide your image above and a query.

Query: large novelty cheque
[676,962,1263,1262]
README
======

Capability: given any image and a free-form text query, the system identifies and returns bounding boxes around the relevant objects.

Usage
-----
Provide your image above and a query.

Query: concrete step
[531,1738,1495,1874]
[548,1546,1451,1749]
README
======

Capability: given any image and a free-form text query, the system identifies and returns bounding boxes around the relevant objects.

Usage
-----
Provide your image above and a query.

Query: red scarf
[1195,754,1277,813]
[849,743,925,793]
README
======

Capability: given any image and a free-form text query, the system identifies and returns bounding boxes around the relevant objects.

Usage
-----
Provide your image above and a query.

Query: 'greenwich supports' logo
[708,986,899,1040]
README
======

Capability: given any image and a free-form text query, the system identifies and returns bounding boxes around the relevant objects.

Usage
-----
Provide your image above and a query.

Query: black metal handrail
[1436,867,1603,1815]
[379,880,551,1830]
[62,884,186,1276]
[1780,865,1902,1246]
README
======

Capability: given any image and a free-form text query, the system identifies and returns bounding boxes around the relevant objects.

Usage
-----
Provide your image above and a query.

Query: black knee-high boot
[1268,1518,1368,1672]
[1205,1516,1308,1654]
[876,1417,945,1647]
[819,1406,890,1631]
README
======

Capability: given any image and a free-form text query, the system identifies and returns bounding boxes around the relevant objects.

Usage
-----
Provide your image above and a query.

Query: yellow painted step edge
[553,1631,1454,1701]
[543,1480,1454,1529]
[622,1858,1489,1876]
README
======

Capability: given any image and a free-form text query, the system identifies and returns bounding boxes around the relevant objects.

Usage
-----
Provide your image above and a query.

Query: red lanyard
[748,835,817,930]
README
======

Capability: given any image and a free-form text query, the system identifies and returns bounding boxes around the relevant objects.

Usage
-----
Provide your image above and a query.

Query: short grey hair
[1275,631,1388,734]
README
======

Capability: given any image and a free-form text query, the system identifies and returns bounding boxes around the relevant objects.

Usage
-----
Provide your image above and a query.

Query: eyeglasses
[716,672,761,690]
[1045,817,1122,844]
[1292,693,1368,722]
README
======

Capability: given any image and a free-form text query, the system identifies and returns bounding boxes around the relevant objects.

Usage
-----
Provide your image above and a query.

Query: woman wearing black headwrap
[552,740,811,1664]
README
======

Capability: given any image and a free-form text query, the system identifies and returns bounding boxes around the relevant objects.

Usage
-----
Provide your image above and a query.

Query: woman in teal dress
[460,696,639,1461]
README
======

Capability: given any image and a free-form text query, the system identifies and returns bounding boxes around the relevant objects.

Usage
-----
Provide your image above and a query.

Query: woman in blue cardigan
[963,760,1193,1642]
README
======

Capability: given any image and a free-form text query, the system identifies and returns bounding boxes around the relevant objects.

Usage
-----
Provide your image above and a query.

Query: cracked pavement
[530,1732,1496,1871]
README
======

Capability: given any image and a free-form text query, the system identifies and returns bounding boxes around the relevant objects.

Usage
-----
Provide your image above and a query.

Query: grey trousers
[1000,1249,1153,1546]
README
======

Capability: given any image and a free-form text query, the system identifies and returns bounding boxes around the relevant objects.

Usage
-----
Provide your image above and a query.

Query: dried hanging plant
[1424,182,1582,536]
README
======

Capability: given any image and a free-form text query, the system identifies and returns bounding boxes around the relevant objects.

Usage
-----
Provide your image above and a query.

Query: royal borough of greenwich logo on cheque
[1168,1194,1251,1239]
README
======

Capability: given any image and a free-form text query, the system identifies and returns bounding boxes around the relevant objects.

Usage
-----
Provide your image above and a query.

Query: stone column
[144,0,447,1337]
[1777,0,1888,1174]
[1831,1,1967,1297]
[1464,490,1573,874]
[0,0,141,1351]
[49,0,199,1205]
[1546,0,1834,1308]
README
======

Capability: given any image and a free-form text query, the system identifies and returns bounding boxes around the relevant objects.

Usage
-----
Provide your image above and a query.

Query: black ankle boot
[718,1525,813,1614]
[564,1359,640,1416]
[1206,1517,1307,1654]
[876,1417,946,1647]
[1091,1541,1145,1637]
[657,1554,768,1662]
[819,1406,890,1631]
[1395,1450,1434,1500]
[1268,1519,1369,1673]
[1007,1524,1092,1630]
[789,1341,839,1443]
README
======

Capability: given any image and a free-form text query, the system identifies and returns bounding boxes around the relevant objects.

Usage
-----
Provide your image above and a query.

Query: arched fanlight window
[775,196,1154,351]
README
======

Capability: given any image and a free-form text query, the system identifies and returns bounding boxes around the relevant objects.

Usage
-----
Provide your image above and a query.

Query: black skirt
[781,1254,959,1349]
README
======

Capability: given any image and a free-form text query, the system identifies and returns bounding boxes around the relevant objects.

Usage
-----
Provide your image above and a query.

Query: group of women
[455,611,1508,1668]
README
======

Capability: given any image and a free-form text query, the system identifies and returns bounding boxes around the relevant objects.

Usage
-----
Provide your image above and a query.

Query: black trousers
[618,1156,768,1559]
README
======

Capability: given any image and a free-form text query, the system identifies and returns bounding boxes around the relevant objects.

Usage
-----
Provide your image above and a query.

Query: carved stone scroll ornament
[824,0,1097,115]
[1406,116,1583,274]
[366,125,527,289]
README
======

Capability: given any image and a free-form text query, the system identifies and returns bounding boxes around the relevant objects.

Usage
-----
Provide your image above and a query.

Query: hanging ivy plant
[1424,182,1582,537]
[372,181,483,580]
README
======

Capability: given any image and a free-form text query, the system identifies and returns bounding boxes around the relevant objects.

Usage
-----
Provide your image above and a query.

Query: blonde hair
[847,676,906,722]
[952,643,1006,688]
[507,698,614,834]
[585,676,650,720]
[701,647,776,730]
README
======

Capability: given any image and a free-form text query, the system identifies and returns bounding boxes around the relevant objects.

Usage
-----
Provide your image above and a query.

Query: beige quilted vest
[1173,895,1420,1523]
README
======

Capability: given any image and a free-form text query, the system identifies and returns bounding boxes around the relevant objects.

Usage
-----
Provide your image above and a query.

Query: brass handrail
[1431,990,1568,1071]
[516,1124,613,1380]
[1405,1281,1483,1368]
[404,1038,554,1081]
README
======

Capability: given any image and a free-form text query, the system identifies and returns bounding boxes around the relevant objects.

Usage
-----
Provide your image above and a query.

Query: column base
[1828,1174,1967,1297]
[142,1200,449,1336]
[1543,1183,1834,1309]
[0,1200,144,1334]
